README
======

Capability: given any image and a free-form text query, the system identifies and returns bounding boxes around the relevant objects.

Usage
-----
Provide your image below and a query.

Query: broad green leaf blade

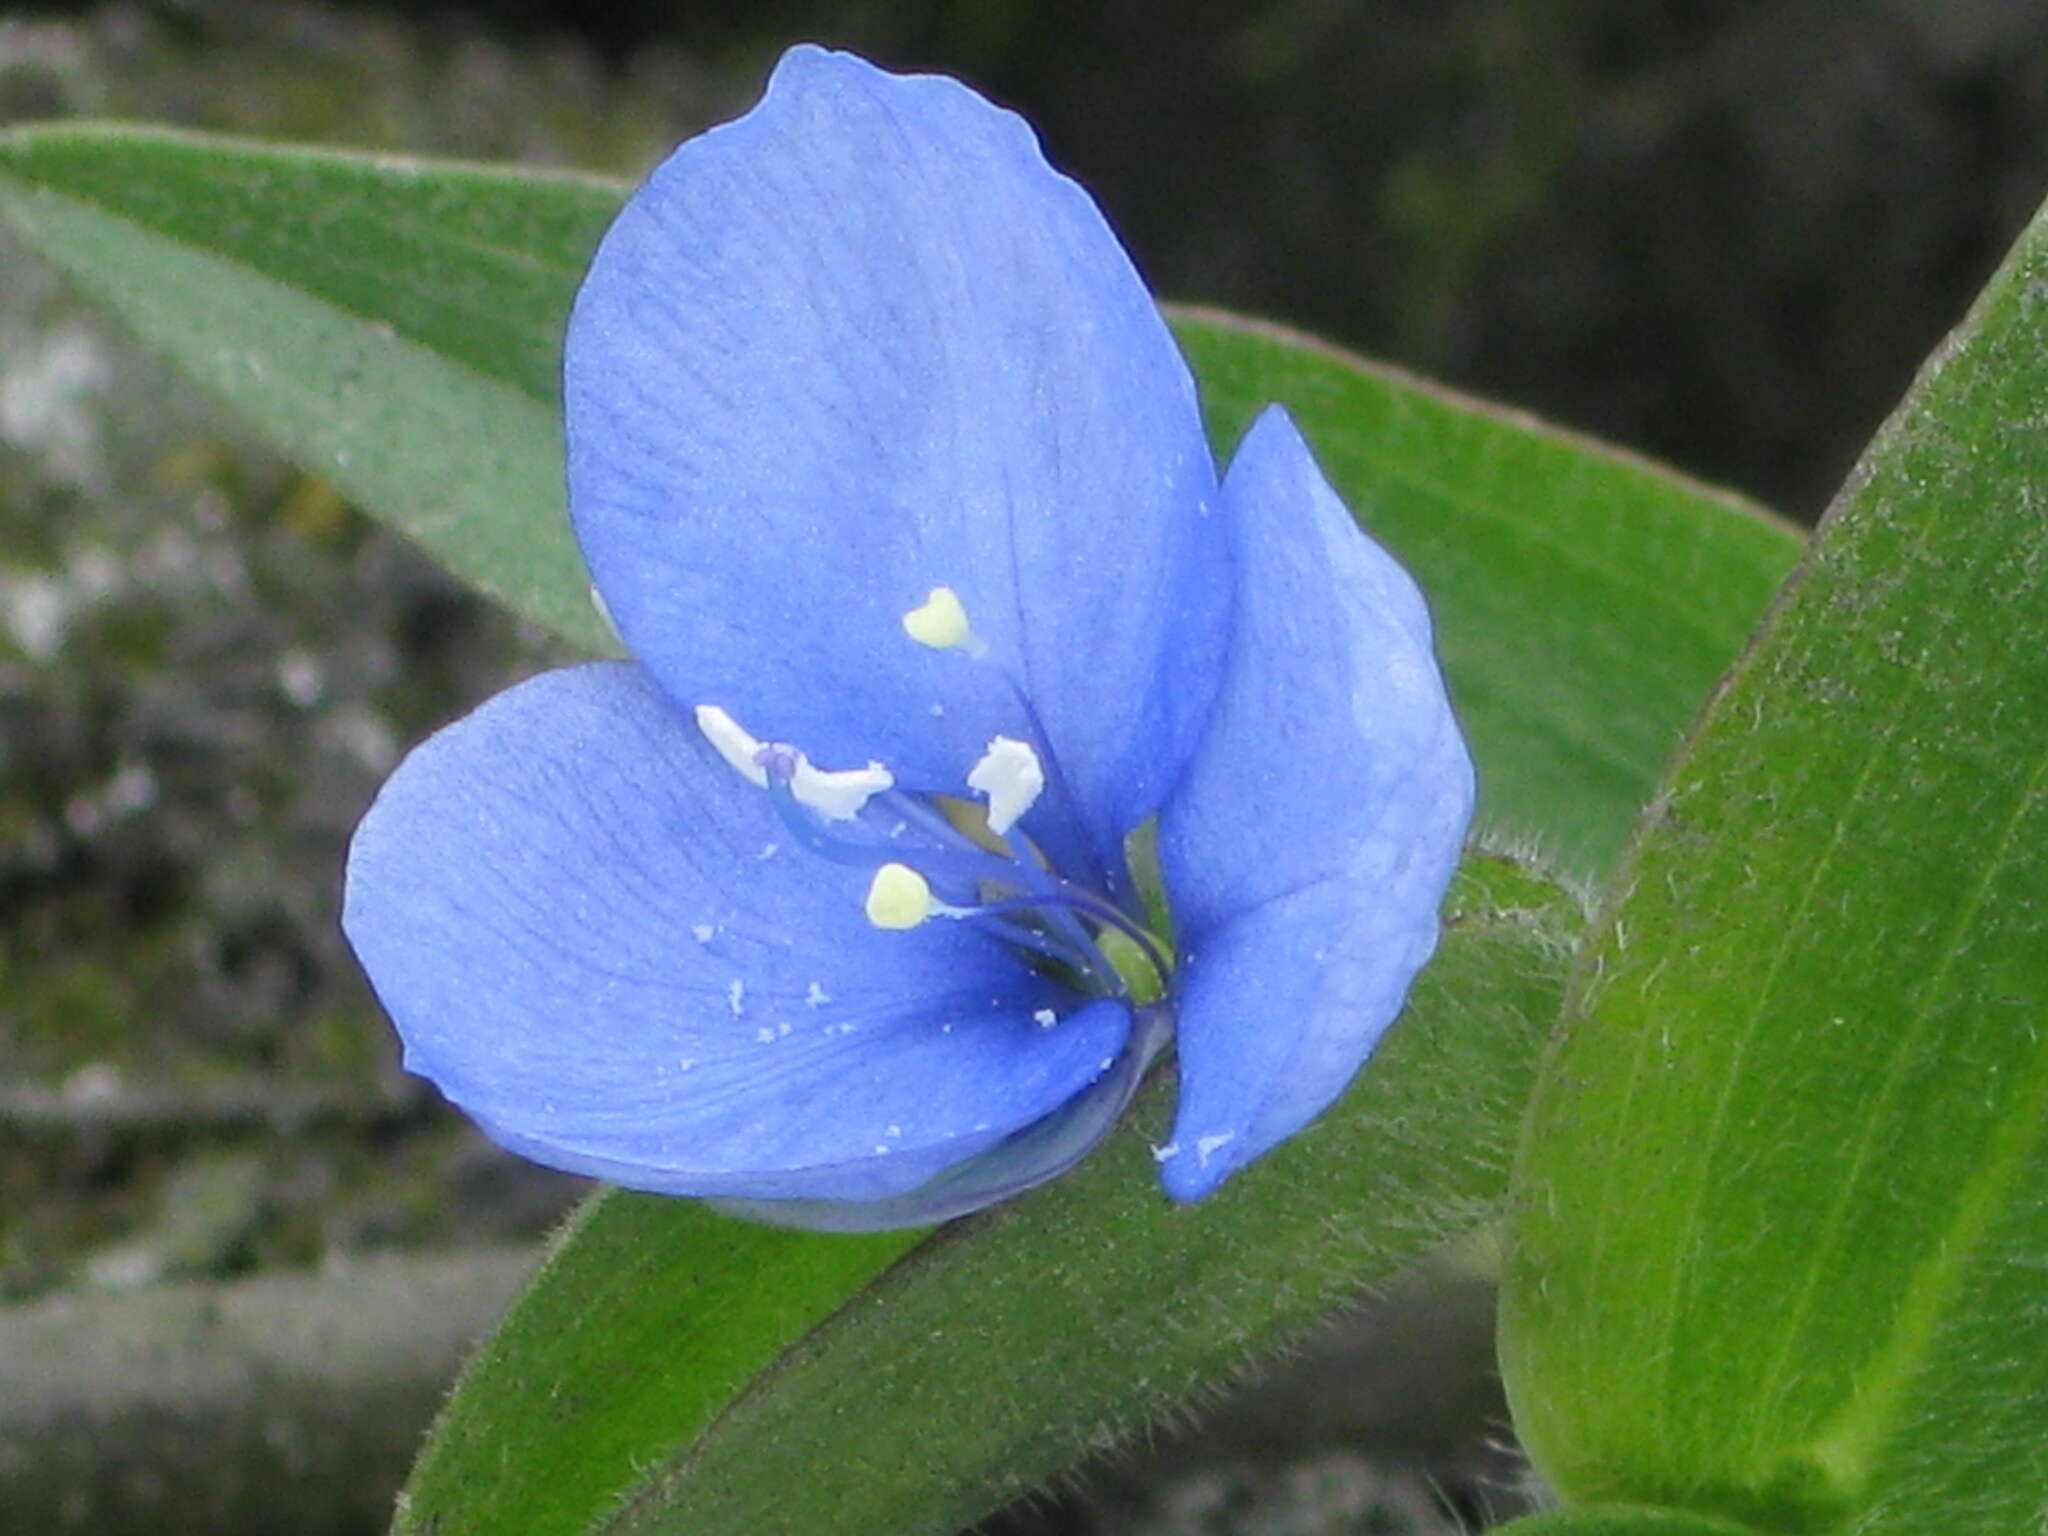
[1500,197,2048,1534]
[398,855,1583,1536]
[0,123,620,653]
[1176,312,1800,876]
[396,1199,919,1536]
[1498,1511,1771,1536]
[0,126,1800,877]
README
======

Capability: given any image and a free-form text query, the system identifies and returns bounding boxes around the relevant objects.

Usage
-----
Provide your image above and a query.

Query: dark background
[195,0,2048,515]
[21,0,2048,516]
[636,1,2048,521]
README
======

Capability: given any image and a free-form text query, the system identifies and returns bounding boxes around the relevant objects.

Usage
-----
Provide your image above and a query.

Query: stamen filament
[933,903,1117,990]
[760,768,1067,906]
[746,730,1166,1002]
[965,889,1171,991]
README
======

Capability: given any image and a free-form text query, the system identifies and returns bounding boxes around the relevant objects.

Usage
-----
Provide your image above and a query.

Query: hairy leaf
[1501,195,2048,1534]
[400,855,1581,1536]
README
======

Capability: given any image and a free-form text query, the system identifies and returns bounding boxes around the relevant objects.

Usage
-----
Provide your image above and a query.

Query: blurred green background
[2,1,2045,1531]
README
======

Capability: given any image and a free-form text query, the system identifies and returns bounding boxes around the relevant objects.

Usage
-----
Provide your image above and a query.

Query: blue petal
[565,46,1227,881]
[343,662,1132,1204]
[1155,407,1474,1200]
[709,1002,1173,1232]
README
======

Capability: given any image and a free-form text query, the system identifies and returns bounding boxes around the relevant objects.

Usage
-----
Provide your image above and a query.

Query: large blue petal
[1155,407,1473,1200]
[709,1002,1172,1232]
[565,46,1227,882]
[343,663,1131,1204]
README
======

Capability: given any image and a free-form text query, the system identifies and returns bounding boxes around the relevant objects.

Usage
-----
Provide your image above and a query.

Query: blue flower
[342,46,1473,1231]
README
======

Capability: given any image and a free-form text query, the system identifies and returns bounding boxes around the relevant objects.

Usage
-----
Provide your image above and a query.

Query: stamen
[901,586,985,655]
[966,736,1045,836]
[788,759,893,820]
[695,703,767,787]
[865,862,934,930]
[700,701,1168,1001]
[695,705,891,821]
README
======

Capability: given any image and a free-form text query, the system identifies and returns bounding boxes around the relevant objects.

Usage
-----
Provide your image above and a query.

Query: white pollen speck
[805,982,831,1008]
[1099,1056,1115,1072]
[759,842,779,860]
[874,1144,891,1155]
[928,702,945,717]
[777,1020,792,1038]
[1032,1007,1058,1028]
[692,924,715,944]
[678,1057,697,1071]
[1151,1141,1181,1163]
[755,1026,776,1044]
[727,979,745,1016]
[886,1124,901,1138]
[940,1022,953,1034]
[1195,1132,1236,1163]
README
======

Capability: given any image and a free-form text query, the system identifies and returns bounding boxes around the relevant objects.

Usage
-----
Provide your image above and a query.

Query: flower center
[693,589,1170,1004]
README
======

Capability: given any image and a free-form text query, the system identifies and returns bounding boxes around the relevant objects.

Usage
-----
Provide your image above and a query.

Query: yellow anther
[864,862,934,930]
[901,586,980,652]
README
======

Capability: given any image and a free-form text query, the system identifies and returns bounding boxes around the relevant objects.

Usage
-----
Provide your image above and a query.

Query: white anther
[695,704,767,786]
[694,704,892,821]
[789,759,893,820]
[901,586,985,655]
[966,736,1045,835]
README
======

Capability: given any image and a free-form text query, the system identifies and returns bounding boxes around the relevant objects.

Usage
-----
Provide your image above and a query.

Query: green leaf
[0,123,621,654]
[1496,1509,1772,1536]
[1176,312,1800,876]
[1499,196,2048,1534]
[0,125,1799,877]
[397,855,1582,1536]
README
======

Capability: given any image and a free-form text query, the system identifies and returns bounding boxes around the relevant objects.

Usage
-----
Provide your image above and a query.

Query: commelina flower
[342,45,1473,1231]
